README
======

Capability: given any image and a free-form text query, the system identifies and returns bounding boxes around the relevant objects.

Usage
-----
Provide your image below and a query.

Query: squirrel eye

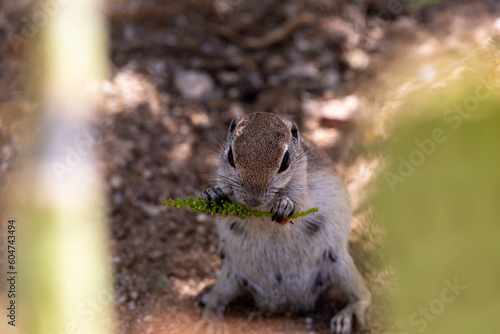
[227,147,236,168]
[278,151,290,173]
[291,125,298,139]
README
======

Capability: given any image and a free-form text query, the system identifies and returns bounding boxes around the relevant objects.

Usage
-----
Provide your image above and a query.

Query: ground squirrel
[199,112,371,334]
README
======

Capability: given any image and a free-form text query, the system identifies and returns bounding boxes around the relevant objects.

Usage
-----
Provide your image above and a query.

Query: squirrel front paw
[330,301,367,334]
[201,187,230,207]
[271,197,295,223]
[330,309,354,334]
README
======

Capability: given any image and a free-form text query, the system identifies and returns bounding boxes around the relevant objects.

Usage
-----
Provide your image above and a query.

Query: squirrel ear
[228,117,240,135]
[291,122,299,142]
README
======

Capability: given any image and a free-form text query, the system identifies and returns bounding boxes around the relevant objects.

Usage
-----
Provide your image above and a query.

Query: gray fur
[199,112,371,334]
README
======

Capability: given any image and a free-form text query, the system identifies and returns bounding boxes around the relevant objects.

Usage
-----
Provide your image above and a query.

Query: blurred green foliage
[375,61,500,332]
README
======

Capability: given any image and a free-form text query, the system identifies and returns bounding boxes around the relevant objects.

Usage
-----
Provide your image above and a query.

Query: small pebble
[174,70,215,100]
[149,250,162,259]
[286,62,319,79]
[320,69,341,90]
[228,87,240,99]
[112,193,123,205]
[117,295,127,304]
[142,169,153,179]
[110,175,122,188]
[123,24,135,40]
[218,71,239,85]
[196,213,208,223]
[248,72,263,88]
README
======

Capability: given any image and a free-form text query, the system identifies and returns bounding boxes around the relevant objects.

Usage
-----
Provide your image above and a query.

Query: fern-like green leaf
[162,197,318,223]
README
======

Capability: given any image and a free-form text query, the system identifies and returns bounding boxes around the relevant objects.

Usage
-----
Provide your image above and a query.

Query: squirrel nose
[246,197,262,207]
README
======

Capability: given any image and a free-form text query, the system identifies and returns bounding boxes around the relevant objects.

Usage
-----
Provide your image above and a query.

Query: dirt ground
[1,0,500,333]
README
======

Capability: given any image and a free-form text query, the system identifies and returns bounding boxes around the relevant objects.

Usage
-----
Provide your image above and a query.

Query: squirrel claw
[271,197,295,223]
[330,309,355,334]
[202,187,229,207]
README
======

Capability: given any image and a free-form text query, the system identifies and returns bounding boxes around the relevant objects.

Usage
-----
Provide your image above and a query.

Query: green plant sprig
[162,196,318,223]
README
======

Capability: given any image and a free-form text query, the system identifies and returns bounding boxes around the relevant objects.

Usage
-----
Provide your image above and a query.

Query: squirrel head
[218,112,303,208]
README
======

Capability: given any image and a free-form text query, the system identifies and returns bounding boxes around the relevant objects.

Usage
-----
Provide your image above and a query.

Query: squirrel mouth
[243,198,275,213]
[245,197,263,207]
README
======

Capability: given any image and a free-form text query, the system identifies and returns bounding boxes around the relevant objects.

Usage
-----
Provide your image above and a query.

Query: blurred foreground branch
[7,0,115,333]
